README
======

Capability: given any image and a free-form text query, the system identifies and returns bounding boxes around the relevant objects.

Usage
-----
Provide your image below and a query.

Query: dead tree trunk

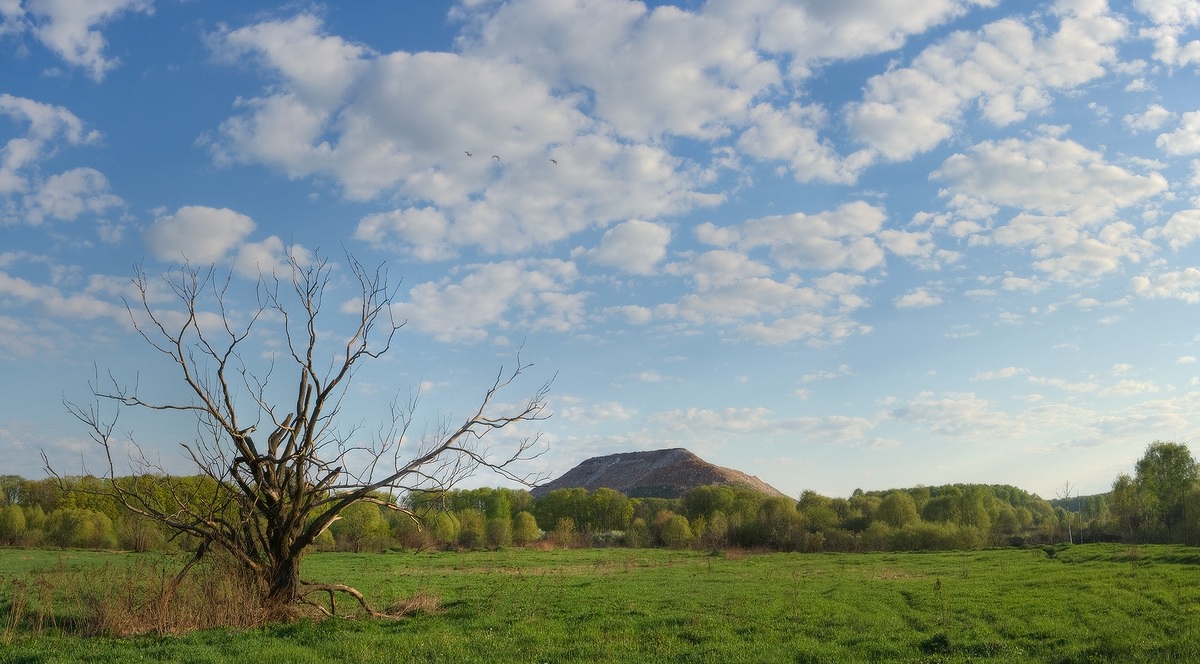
[59,252,550,621]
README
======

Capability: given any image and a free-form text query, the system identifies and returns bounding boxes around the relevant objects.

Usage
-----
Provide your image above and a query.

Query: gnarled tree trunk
[59,253,550,622]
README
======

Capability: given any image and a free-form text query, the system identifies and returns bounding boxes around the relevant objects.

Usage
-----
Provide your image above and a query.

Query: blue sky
[3,0,1200,499]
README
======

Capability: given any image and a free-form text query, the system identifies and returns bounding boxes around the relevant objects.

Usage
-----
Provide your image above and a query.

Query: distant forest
[1,440,1194,554]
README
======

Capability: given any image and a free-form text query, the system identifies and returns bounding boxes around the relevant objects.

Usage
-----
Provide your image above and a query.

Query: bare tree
[1056,479,1075,544]
[57,253,549,619]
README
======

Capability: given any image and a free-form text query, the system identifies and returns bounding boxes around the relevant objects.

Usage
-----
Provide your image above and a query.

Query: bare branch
[53,251,549,619]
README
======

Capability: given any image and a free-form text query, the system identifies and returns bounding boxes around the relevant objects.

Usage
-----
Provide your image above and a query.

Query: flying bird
[550,159,557,164]
[492,155,500,161]
[465,151,472,157]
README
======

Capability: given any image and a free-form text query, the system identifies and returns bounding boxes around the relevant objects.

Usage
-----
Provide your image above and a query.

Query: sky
[3,0,1200,500]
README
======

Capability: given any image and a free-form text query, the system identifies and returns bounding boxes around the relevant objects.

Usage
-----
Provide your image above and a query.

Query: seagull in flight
[492,155,500,161]
[465,151,472,157]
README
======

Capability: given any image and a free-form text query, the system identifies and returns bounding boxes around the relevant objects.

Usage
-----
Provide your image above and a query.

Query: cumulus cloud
[391,259,583,343]
[894,287,944,309]
[208,13,725,257]
[1124,103,1174,132]
[1153,209,1200,250]
[711,0,994,77]
[933,135,1166,281]
[1130,268,1200,303]
[699,201,888,272]
[585,219,672,275]
[651,246,873,345]
[458,0,778,141]
[845,1,1123,161]
[735,102,868,183]
[24,167,122,224]
[144,206,256,263]
[0,270,124,321]
[1157,111,1200,155]
[0,94,120,226]
[1135,0,1200,65]
[25,0,154,81]
[231,236,312,280]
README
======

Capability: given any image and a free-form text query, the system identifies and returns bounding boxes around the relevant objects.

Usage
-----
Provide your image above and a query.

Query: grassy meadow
[3,543,1200,662]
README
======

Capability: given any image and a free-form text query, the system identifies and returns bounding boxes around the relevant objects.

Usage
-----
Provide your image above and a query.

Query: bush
[45,508,118,549]
[512,511,541,545]
[0,504,26,546]
[551,517,577,548]
[660,515,693,549]
[486,516,512,548]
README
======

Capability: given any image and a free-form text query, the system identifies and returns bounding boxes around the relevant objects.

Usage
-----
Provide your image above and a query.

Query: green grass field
[3,543,1200,662]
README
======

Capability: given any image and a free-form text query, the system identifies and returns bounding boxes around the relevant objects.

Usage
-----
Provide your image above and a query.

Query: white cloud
[144,206,256,263]
[0,270,124,321]
[1101,379,1159,397]
[459,0,778,141]
[1156,111,1200,155]
[845,1,1123,161]
[1135,0,1200,65]
[0,315,70,359]
[0,95,116,226]
[712,0,995,77]
[208,14,724,256]
[1124,103,1174,132]
[890,392,1020,439]
[972,367,1029,380]
[650,406,875,444]
[894,287,944,309]
[933,135,1166,281]
[735,102,867,183]
[935,136,1167,215]
[1130,268,1200,303]
[800,365,852,383]
[392,259,582,343]
[231,237,312,280]
[636,370,666,384]
[26,0,153,81]
[653,248,874,344]
[585,219,671,275]
[556,399,636,425]
[24,167,122,225]
[1154,209,1200,250]
[354,207,453,262]
[1027,375,1100,393]
[700,201,888,272]
[1178,356,1197,364]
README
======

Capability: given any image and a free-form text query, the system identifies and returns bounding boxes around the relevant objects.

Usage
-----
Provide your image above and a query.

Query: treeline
[3,440,1194,554]
[394,482,1069,552]
[0,474,1071,553]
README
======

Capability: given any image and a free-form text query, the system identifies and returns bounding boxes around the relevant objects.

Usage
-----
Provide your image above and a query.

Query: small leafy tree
[0,504,26,546]
[58,255,549,619]
[486,515,513,548]
[876,491,920,528]
[512,511,540,545]
[1134,440,1198,541]
[659,514,693,549]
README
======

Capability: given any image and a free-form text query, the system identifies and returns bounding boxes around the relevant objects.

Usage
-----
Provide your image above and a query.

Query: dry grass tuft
[4,555,278,637]
[384,589,442,617]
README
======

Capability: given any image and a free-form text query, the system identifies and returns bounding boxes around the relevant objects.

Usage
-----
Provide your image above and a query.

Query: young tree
[58,255,549,619]
[1134,440,1198,541]
[512,511,540,545]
